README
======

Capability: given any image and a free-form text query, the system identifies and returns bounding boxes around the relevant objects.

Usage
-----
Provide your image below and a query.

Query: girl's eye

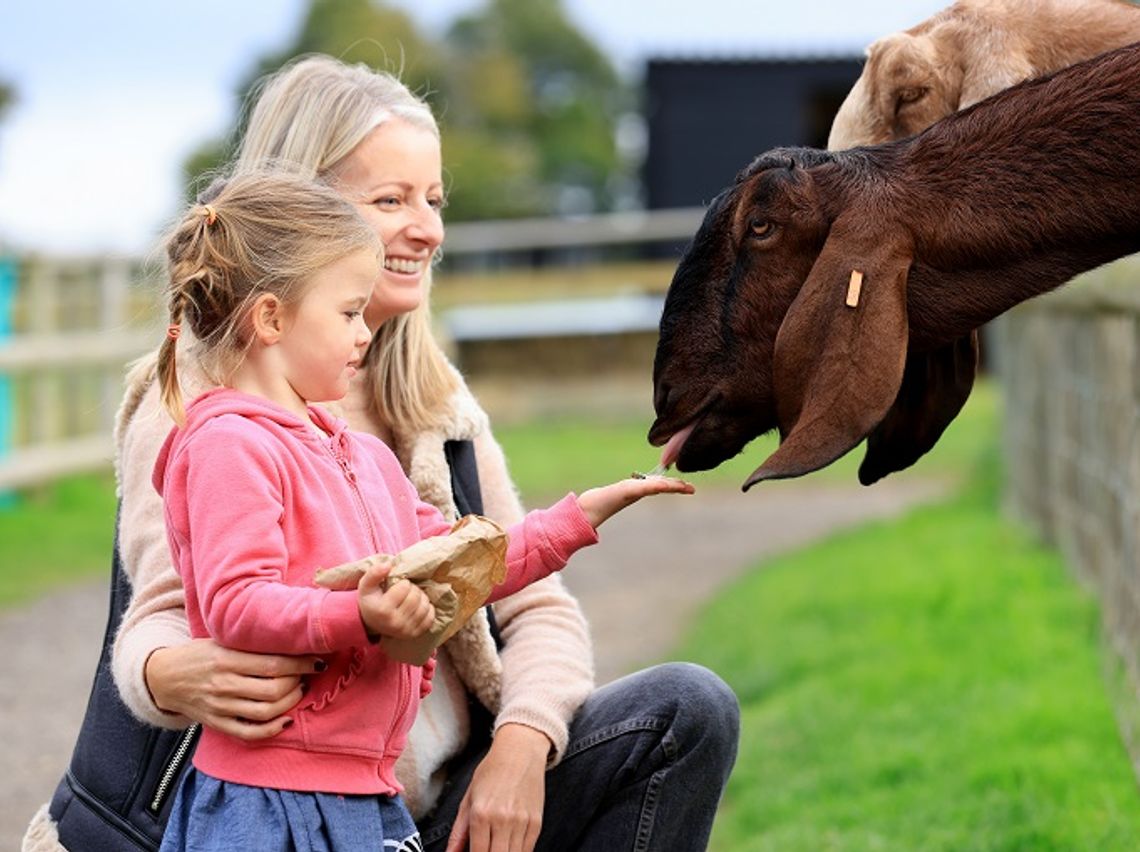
[344,310,362,320]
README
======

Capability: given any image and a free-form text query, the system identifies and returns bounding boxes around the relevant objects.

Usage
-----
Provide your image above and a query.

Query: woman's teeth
[384,257,423,274]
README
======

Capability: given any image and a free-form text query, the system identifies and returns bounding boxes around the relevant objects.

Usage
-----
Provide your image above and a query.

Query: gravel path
[1,477,946,848]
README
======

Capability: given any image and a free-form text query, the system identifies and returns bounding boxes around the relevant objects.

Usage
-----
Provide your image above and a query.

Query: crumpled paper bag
[314,515,508,665]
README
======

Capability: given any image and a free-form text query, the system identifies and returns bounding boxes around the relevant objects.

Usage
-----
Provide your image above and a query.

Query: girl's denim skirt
[158,768,422,851]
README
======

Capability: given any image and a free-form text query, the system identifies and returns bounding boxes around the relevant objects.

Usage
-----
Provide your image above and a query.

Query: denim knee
[643,662,740,772]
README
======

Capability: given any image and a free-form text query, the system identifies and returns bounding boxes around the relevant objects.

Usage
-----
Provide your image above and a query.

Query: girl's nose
[356,316,373,346]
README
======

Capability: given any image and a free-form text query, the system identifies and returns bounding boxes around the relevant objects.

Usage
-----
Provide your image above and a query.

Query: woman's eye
[373,196,401,208]
[749,219,773,238]
[428,196,447,211]
[344,310,362,320]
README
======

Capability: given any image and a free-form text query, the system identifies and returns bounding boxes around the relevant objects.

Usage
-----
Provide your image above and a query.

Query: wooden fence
[0,207,705,490]
[0,255,163,490]
[992,255,1140,758]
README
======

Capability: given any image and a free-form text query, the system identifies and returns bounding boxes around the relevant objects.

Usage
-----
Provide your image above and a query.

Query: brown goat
[828,0,1140,149]
[648,42,1140,489]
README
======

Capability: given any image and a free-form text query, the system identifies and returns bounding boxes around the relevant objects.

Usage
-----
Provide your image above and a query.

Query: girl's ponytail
[158,204,222,425]
[156,290,186,425]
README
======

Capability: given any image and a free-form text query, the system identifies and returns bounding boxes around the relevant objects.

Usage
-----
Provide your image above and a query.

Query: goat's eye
[897,86,927,105]
[749,219,773,238]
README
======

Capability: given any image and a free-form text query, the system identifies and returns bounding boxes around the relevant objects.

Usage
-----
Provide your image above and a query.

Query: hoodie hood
[152,388,349,496]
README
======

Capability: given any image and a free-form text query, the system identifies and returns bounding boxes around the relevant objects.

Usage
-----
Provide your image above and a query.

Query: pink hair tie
[201,204,217,226]
[166,325,181,340]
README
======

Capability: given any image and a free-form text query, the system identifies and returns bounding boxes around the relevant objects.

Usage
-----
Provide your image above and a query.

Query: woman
[25,55,739,852]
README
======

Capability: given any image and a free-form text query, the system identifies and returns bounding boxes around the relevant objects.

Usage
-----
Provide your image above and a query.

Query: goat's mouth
[648,393,750,473]
[649,391,771,475]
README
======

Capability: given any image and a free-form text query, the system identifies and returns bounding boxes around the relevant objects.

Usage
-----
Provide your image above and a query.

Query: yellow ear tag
[846,270,864,308]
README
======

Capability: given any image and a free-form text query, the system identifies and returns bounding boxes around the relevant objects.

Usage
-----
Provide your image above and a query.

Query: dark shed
[643,55,863,210]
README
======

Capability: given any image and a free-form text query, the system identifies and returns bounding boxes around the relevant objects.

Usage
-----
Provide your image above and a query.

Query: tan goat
[828,0,1140,149]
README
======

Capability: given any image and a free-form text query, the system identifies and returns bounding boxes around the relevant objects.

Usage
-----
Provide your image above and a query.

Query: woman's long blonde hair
[158,171,379,424]
[234,54,457,435]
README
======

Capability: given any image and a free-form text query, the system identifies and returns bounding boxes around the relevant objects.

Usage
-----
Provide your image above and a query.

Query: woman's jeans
[417,662,740,851]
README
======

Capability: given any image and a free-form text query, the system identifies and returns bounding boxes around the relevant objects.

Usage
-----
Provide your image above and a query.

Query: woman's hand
[145,640,321,740]
[577,475,695,529]
[446,723,551,852]
[357,559,436,640]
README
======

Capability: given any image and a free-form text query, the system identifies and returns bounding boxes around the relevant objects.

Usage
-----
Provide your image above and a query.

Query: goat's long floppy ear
[858,331,978,485]
[744,219,912,488]
[958,46,1033,110]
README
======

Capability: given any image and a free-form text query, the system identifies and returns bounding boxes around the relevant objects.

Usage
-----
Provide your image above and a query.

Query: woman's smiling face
[331,118,445,328]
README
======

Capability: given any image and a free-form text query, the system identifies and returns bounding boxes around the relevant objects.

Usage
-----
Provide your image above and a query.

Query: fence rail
[993,255,1140,768]
[0,207,706,490]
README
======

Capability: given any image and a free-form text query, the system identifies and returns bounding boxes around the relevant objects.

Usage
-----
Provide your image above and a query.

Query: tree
[0,82,14,129]
[442,0,629,219]
[181,0,631,221]
[181,0,446,197]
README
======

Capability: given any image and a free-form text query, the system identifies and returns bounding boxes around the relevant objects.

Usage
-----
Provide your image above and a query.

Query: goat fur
[649,42,1140,488]
[828,0,1140,150]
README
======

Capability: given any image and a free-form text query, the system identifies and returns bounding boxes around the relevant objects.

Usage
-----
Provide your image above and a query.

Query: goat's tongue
[659,422,696,470]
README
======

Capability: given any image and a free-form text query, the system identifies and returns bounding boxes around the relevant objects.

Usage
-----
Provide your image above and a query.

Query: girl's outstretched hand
[577,476,695,529]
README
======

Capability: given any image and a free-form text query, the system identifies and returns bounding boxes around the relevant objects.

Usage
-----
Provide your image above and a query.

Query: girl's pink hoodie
[152,388,597,796]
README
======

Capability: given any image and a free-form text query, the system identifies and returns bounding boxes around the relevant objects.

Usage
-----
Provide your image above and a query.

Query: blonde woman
[26,55,739,852]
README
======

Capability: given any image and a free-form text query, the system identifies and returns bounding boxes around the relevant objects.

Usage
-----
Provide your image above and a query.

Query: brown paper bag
[314,515,508,665]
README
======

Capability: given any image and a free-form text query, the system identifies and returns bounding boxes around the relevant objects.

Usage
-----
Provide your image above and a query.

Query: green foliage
[179,0,628,220]
[0,474,117,606]
[181,0,447,197]
[0,81,13,120]
[675,437,1140,849]
[443,0,625,217]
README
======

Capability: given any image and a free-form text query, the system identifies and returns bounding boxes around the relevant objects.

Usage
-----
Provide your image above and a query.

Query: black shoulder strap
[443,439,502,650]
[444,439,484,516]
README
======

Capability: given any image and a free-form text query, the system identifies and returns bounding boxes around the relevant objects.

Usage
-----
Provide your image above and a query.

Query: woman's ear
[249,293,286,345]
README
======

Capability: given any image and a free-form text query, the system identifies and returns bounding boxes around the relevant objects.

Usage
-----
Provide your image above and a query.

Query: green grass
[0,473,118,605]
[497,382,998,504]
[676,453,1140,850]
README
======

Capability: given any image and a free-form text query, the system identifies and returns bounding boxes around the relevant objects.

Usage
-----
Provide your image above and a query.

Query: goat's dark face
[650,146,970,489]
[649,150,834,474]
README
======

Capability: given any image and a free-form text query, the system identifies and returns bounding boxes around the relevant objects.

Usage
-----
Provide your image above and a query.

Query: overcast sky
[0,0,948,255]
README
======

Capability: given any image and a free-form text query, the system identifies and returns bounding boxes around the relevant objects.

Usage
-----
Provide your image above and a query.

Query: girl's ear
[250,293,286,344]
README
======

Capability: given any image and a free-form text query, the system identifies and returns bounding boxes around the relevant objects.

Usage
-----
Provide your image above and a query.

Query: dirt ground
[1,477,945,848]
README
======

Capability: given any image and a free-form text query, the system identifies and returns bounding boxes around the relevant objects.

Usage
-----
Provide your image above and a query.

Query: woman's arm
[474,429,595,763]
[111,377,201,727]
[441,427,593,852]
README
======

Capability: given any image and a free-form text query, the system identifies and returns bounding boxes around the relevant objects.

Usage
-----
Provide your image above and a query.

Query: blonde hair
[235,54,457,434]
[158,171,379,424]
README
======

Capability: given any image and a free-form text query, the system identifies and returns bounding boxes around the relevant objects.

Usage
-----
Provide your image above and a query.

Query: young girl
[152,170,693,851]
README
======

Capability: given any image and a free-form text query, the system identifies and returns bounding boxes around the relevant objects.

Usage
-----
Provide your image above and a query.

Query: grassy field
[0,473,118,606]
[674,446,1140,849]
[3,381,1139,847]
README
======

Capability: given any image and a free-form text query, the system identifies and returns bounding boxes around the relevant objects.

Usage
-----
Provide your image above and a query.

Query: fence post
[99,257,130,432]
[0,255,16,506]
